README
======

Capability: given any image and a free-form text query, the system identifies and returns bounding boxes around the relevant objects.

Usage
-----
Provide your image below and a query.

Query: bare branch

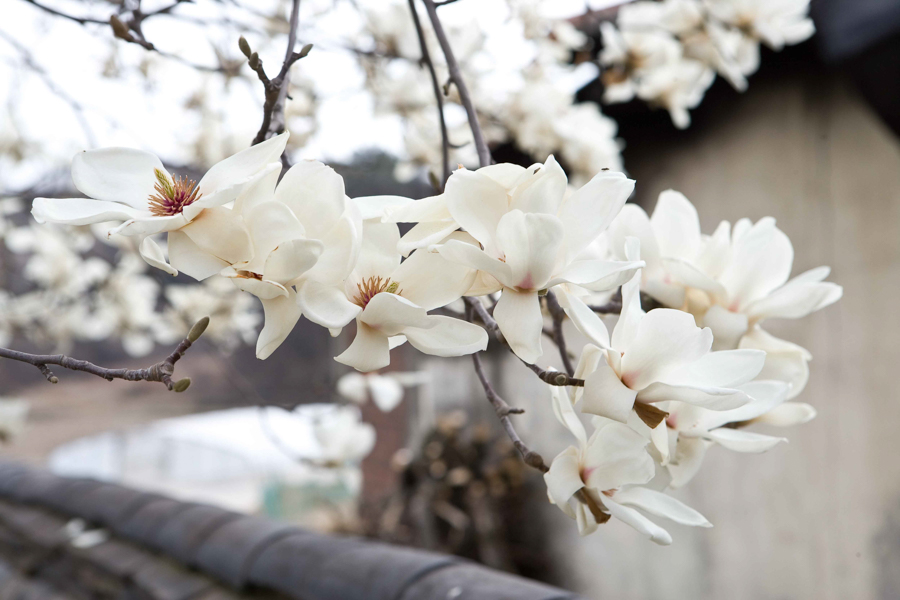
[421,0,491,168]
[21,0,108,25]
[407,0,450,187]
[544,291,575,376]
[0,317,209,392]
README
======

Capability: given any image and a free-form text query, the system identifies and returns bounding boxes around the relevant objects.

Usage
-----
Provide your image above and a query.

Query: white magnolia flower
[32,133,288,276]
[213,160,362,359]
[544,386,710,544]
[608,191,842,397]
[333,220,487,372]
[664,379,814,487]
[704,0,815,51]
[305,405,376,465]
[559,238,766,425]
[390,157,641,362]
[599,23,684,104]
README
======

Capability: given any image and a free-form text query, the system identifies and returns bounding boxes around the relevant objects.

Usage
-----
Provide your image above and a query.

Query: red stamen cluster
[148,169,202,217]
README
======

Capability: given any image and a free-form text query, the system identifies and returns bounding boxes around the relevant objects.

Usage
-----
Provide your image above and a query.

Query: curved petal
[555,287,610,349]
[383,193,451,223]
[397,220,459,256]
[367,375,405,412]
[360,293,433,335]
[650,190,701,261]
[110,213,188,236]
[403,316,488,357]
[550,385,587,446]
[445,169,510,253]
[185,163,281,221]
[509,155,567,215]
[661,258,725,295]
[296,280,361,329]
[391,248,476,311]
[275,159,347,238]
[265,239,324,283]
[225,270,290,300]
[745,280,843,321]
[718,217,794,308]
[479,163,530,188]
[303,211,361,284]
[495,210,564,290]
[752,402,816,427]
[739,327,810,398]
[659,349,765,388]
[357,221,401,279]
[335,321,390,372]
[168,230,228,281]
[614,487,712,527]
[583,419,654,490]
[139,236,177,276]
[598,494,672,545]
[549,259,643,289]
[637,382,750,410]
[703,304,749,351]
[704,428,786,452]
[620,309,712,390]
[544,447,585,510]
[493,289,543,363]
[71,148,164,209]
[611,240,645,351]
[233,164,279,215]
[181,206,253,264]
[353,195,414,221]
[198,131,287,197]
[435,240,513,288]
[668,436,711,488]
[559,170,635,262]
[32,197,145,226]
[581,357,638,422]
[257,290,302,360]
[697,380,791,430]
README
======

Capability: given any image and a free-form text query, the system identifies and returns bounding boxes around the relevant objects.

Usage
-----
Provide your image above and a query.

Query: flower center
[352,276,401,308]
[149,169,202,217]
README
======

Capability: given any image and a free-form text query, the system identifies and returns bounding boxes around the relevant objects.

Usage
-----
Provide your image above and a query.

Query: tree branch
[0,317,209,392]
[421,0,491,168]
[544,291,575,376]
[407,0,450,187]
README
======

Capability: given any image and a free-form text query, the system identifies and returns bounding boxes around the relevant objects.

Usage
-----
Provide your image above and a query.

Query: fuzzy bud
[172,378,191,393]
[187,316,210,343]
[238,36,252,58]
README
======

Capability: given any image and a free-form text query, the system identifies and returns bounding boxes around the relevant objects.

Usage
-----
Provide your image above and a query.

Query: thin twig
[21,0,108,24]
[421,0,491,168]
[463,297,501,340]
[544,291,575,376]
[407,0,450,187]
[0,317,209,391]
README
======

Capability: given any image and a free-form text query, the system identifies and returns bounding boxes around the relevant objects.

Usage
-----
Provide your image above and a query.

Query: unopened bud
[49,376,58,384]
[248,52,260,70]
[238,36,252,58]
[173,378,191,393]
[188,316,210,342]
[554,373,568,386]
[298,43,313,59]
[109,15,133,42]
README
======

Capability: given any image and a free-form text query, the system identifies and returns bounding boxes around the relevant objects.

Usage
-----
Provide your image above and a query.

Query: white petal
[607,203,659,265]
[668,436,711,488]
[241,201,306,273]
[555,287,610,349]
[336,372,368,404]
[544,447,585,509]
[360,293,433,335]
[493,289,543,363]
[181,206,253,264]
[391,248,476,311]
[367,375,405,412]
[650,190,701,260]
[397,221,459,256]
[478,163,529,188]
[637,382,750,410]
[265,239,324,283]
[598,494,672,545]
[139,236,177,276]
[168,230,228,281]
[703,304,750,351]
[745,280,842,321]
[698,380,791,430]
[718,217,794,308]
[752,402,816,427]
[509,155,567,215]
[549,259,643,289]
[495,210,564,290]
[110,214,188,236]
[620,309,712,390]
[435,240,513,287]
[550,385,587,447]
[225,270,289,300]
[558,170,635,262]
[614,487,712,527]
[257,290,302,359]
[611,244,645,351]
[296,281,360,329]
[275,159,347,238]
[357,221,401,278]
[198,132,287,197]
[661,258,725,295]
[739,327,810,399]
[445,169,510,253]
[704,428,786,452]
[335,321,391,372]
[403,316,488,358]
[583,420,654,490]
[383,193,451,223]
[582,357,638,423]
[353,195,414,221]
[660,349,766,388]
[32,197,145,226]
[71,147,164,208]
[303,211,361,284]
[233,163,279,215]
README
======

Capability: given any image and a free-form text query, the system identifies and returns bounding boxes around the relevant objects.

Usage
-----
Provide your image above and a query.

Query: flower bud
[172,378,191,393]
[188,316,210,342]
[238,36,252,58]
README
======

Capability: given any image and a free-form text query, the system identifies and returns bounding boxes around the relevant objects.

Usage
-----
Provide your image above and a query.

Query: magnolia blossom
[704,0,815,51]
[389,157,641,362]
[332,219,487,372]
[32,133,288,276]
[558,238,766,429]
[303,405,376,466]
[337,372,405,412]
[607,190,842,397]
[663,380,816,487]
[544,386,710,544]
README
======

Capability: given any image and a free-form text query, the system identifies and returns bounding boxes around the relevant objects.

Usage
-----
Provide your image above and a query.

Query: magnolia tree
[0,0,840,547]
